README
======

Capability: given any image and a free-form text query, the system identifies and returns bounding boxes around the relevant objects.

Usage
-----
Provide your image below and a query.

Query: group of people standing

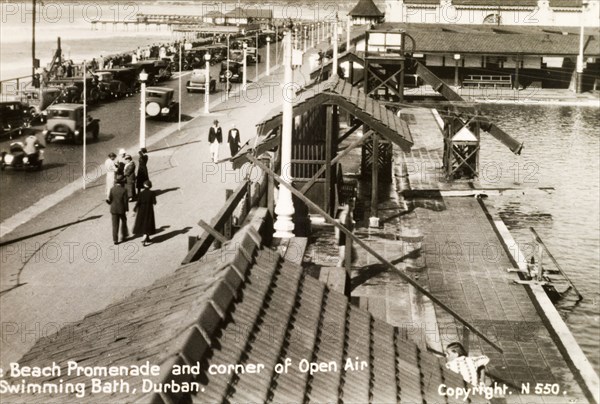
[207,120,241,163]
[105,148,156,246]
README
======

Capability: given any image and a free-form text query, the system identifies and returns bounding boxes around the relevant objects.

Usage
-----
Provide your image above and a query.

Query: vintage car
[0,137,45,170]
[219,60,244,83]
[186,69,216,93]
[0,101,29,138]
[43,104,100,144]
[48,77,101,104]
[145,87,179,120]
[21,88,62,122]
[127,60,172,84]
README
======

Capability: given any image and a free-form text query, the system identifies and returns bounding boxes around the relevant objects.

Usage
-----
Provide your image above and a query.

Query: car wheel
[36,160,43,170]
[1,162,5,171]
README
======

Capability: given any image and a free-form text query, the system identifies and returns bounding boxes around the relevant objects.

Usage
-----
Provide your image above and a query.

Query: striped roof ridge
[349,0,384,17]
[453,0,537,6]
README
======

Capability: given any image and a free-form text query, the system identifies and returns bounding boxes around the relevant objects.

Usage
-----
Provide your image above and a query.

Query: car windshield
[0,104,20,113]
[146,91,166,98]
[48,109,73,118]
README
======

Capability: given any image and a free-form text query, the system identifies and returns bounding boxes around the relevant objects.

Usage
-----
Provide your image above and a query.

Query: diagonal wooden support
[198,220,228,244]
[247,154,503,354]
[367,65,403,98]
[300,130,374,195]
[449,146,479,177]
[367,66,403,97]
[337,122,362,144]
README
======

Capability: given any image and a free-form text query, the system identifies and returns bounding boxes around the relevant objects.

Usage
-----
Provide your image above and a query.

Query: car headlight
[42,111,47,116]
[161,107,170,114]
[75,130,80,135]
[43,129,48,135]
[23,156,29,164]
[5,155,14,164]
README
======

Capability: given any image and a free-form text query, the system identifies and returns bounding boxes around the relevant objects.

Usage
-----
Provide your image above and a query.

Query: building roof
[203,10,225,18]
[224,7,273,19]
[549,0,583,7]
[404,0,441,4]
[2,220,479,404]
[349,0,384,17]
[453,0,537,6]
[375,23,600,56]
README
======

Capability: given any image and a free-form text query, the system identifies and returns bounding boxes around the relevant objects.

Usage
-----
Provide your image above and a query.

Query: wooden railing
[182,165,270,265]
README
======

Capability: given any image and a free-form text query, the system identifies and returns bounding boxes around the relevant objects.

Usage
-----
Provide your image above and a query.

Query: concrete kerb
[0,63,284,241]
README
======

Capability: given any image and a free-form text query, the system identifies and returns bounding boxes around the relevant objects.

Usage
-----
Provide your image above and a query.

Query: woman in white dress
[104,152,118,199]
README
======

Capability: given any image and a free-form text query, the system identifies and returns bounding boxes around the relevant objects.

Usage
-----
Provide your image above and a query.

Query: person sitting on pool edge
[445,342,489,386]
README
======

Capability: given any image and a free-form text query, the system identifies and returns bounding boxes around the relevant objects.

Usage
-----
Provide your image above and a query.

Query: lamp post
[311,24,314,48]
[242,42,247,89]
[204,53,211,114]
[139,69,148,149]
[226,34,230,100]
[303,26,308,52]
[294,27,298,50]
[273,30,295,239]
[266,36,271,76]
[453,54,461,88]
[333,19,339,78]
[256,30,259,83]
[576,1,589,93]
[317,23,320,44]
[347,15,351,50]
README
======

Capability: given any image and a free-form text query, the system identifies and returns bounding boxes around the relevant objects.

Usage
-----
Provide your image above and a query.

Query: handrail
[246,154,504,354]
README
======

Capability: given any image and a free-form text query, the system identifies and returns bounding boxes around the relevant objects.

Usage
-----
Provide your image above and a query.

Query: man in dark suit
[107,175,129,245]
[227,124,241,157]
[208,120,222,162]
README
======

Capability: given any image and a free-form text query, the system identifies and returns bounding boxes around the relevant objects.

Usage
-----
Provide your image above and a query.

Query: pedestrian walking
[123,155,137,201]
[335,197,358,267]
[208,120,222,163]
[136,148,150,195]
[104,152,118,199]
[133,180,157,246]
[107,175,129,245]
[228,124,241,157]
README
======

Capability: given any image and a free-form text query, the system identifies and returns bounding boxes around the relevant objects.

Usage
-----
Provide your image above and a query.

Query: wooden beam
[325,105,333,215]
[337,121,362,144]
[371,134,379,219]
[246,154,503,354]
[300,131,373,195]
[366,65,403,97]
[182,180,249,264]
[198,220,228,244]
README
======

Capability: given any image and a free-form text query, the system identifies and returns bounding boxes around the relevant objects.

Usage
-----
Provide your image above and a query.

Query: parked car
[127,60,172,84]
[219,60,244,83]
[43,104,100,144]
[229,48,261,64]
[21,88,62,123]
[186,69,216,93]
[48,77,100,104]
[0,101,29,138]
[145,87,179,120]
[0,137,45,170]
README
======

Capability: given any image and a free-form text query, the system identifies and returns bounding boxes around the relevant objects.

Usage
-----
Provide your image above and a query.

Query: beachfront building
[349,0,385,26]
[202,11,226,25]
[384,0,600,27]
[224,7,274,26]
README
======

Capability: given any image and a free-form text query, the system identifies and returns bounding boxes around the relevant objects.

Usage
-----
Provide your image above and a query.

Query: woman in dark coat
[136,149,149,195]
[123,155,136,201]
[133,180,156,246]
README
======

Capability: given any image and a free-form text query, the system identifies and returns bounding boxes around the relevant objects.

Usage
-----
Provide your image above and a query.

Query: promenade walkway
[0,39,325,370]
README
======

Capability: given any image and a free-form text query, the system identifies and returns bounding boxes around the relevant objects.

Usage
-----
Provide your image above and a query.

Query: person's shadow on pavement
[154,187,180,197]
[150,226,193,244]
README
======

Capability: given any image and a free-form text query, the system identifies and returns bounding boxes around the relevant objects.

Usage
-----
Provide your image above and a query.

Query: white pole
[140,80,146,149]
[204,56,210,114]
[333,19,338,78]
[226,34,230,100]
[576,2,587,93]
[178,42,182,130]
[311,24,314,48]
[273,31,295,239]
[347,15,351,50]
[82,60,87,190]
[242,44,247,89]
[276,25,279,64]
[266,38,270,76]
[256,31,259,83]
[303,26,307,52]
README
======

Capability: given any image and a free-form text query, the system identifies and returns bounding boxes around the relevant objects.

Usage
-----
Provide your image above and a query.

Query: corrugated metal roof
[550,0,583,7]
[224,7,273,19]
[349,0,384,17]
[2,222,477,404]
[453,0,537,6]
